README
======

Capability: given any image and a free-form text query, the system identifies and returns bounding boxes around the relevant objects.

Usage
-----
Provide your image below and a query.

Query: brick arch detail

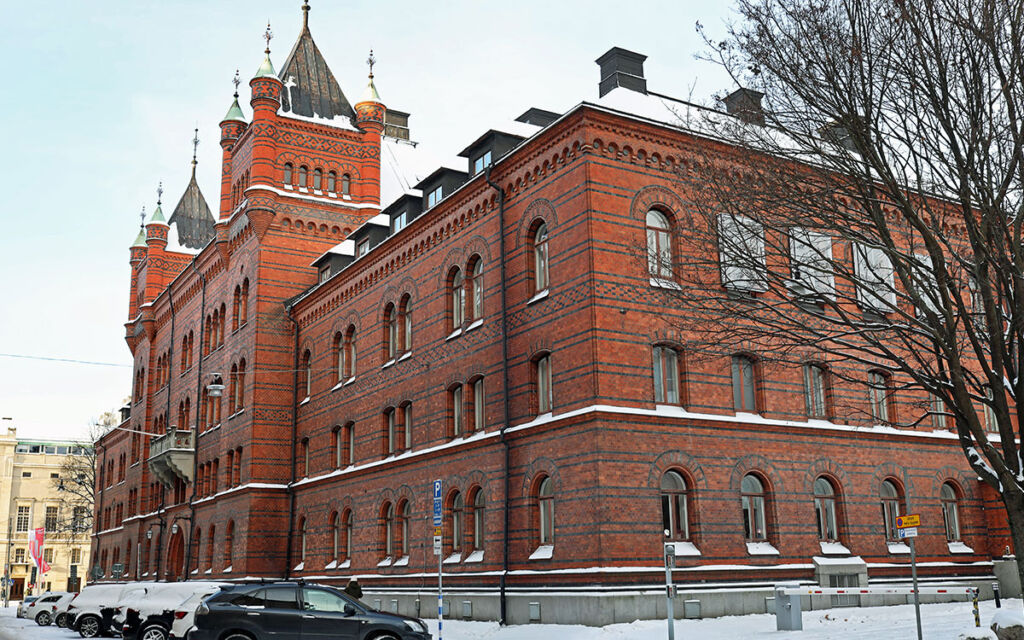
[464,469,489,498]
[516,198,558,249]
[931,466,977,501]
[521,457,560,495]
[396,276,419,305]
[629,184,687,225]
[437,247,467,289]
[275,152,363,179]
[331,311,361,338]
[463,234,494,264]
[394,484,416,510]
[648,451,708,490]
[729,454,784,493]
[872,462,910,495]
[803,458,852,494]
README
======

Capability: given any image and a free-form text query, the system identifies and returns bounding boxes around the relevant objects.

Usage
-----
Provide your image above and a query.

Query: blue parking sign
[432,479,442,526]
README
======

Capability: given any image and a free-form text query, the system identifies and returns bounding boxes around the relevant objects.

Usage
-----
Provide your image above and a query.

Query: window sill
[299,188,309,194]
[284,184,293,190]
[343,377,356,386]
[466,318,484,332]
[342,195,352,201]
[446,328,462,341]
[228,408,245,420]
[819,541,851,555]
[299,396,311,406]
[338,559,350,569]
[527,289,549,305]
[529,545,554,561]
[313,190,323,196]
[650,277,682,291]
[887,542,911,554]
[667,541,701,557]
[464,550,485,563]
[394,555,410,567]
[293,562,304,571]
[377,556,393,567]
[327,192,337,199]
[398,351,412,362]
[382,359,396,369]
[443,552,462,565]
[746,541,780,556]
[223,566,232,573]
[948,541,974,554]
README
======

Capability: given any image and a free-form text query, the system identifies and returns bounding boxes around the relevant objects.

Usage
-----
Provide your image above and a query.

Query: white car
[54,590,80,628]
[169,589,224,640]
[121,583,226,640]
[15,595,39,618]
[66,582,137,638]
[24,591,73,625]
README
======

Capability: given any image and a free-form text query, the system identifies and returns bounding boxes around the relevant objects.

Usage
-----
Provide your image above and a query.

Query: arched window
[313,168,323,191]
[805,364,830,418]
[813,477,839,541]
[384,303,397,360]
[399,294,412,353]
[880,479,903,541]
[941,482,961,542]
[382,503,394,558]
[660,470,690,541]
[301,437,310,477]
[470,377,485,432]
[233,286,241,332]
[343,326,356,380]
[646,210,673,279]
[731,355,758,413]
[327,171,337,194]
[450,267,465,329]
[300,350,312,399]
[532,222,549,293]
[240,279,249,327]
[332,426,343,468]
[741,474,768,541]
[329,511,339,563]
[341,173,351,195]
[653,346,681,405]
[206,524,216,570]
[869,370,893,424]
[537,477,554,545]
[450,384,464,437]
[283,163,293,185]
[469,257,484,320]
[401,403,413,450]
[342,510,353,562]
[237,359,246,410]
[219,303,226,344]
[345,422,355,466]
[229,363,239,414]
[451,492,464,553]
[470,489,485,551]
[535,354,552,415]
[298,165,308,188]
[384,408,397,455]
[398,500,411,557]
[224,520,234,569]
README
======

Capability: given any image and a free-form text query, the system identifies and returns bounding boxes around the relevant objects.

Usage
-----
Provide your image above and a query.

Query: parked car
[66,582,136,638]
[192,582,432,640]
[120,582,227,640]
[55,591,80,628]
[169,591,216,640]
[16,595,39,618]
[25,591,74,625]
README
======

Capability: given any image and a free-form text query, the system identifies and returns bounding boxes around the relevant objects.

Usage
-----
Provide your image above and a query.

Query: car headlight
[403,619,427,633]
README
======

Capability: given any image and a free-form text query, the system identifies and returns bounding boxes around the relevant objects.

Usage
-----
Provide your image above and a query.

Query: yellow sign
[433,526,442,536]
[896,514,921,528]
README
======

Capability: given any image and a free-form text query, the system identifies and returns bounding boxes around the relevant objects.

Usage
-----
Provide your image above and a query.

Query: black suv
[191,582,432,640]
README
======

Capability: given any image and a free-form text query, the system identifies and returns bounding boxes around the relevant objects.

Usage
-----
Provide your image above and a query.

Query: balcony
[148,429,194,488]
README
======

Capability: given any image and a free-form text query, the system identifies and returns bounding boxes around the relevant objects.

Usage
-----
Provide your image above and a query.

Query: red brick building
[96,4,1013,624]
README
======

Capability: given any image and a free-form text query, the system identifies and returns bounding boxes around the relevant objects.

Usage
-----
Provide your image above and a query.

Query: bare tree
[49,420,110,542]
[655,0,1024,586]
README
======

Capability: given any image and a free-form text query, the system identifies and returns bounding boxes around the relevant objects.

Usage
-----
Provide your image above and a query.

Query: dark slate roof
[167,167,215,250]
[278,25,355,121]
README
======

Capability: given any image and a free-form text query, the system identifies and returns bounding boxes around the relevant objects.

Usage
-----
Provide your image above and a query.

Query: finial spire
[366,49,376,79]
[264,21,274,55]
[157,181,163,206]
[139,206,146,229]
[191,127,200,175]
[302,1,310,29]
[232,69,240,98]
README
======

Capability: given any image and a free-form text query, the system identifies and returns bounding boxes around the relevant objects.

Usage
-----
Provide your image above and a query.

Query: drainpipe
[284,305,300,579]
[181,261,206,580]
[485,166,511,625]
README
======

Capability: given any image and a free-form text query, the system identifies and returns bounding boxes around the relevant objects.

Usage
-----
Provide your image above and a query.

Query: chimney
[722,88,765,125]
[596,47,647,98]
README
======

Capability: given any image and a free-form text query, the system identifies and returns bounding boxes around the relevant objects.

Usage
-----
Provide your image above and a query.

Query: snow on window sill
[382,359,396,369]
[338,559,350,569]
[229,408,245,420]
[299,396,310,406]
[948,541,975,554]
[529,545,554,561]
[650,277,682,291]
[284,184,293,190]
[342,195,352,201]
[464,550,485,563]
[398,351,412,361]
[394,556,410,567]
[223,566,232,573]
[299,187,309,193]
[668,541,701,557]
[466,318,484,332]
[293,562,304,571]
[746,541,780,556]
[443,553,463,565]
[819,541,851,555]
[446,328,462,341]
[887,542,912,554]
[204,568,212,574]
[328,192,337,199]
[344,377,356,386]
[313,190,323,196]
[324,560,337,570]
[527,289,549,305]
[191,568,199,575]
[331,381,345,392]
[535,411,553,421]
[377,557,393,567]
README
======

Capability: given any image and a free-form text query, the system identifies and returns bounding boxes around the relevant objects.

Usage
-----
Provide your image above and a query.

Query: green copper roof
[148,204,168,225]
[360,76,381,104]
[223,97,247,122]
[132,228,147,247]
[255,53,277,79]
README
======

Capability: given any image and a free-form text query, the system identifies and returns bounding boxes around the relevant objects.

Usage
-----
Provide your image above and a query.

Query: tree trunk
[1002,486,1024,610]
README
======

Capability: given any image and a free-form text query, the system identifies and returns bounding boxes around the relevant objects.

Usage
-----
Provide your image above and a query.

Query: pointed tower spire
[255,22,277,78]
[355,49,386,134]
[223,70,247,122]
[132,206,147,247]
[361,49,382,103]
[191,127,200,176]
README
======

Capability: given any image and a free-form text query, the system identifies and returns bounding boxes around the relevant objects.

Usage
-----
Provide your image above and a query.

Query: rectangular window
[853,244,897,310]
[13,549,24,564]
[653,346,680,404]
[452,386,464,436]
[319,268,330,284]
[930,394,949,430]
[403,405,413,450]
[71,548,81,564]
[789,228,834,297]
[984,386,998,432]
[43,548,53,563]
[868,372,890,423]
[472,150,492,175]
[392,211,407,233]
[718,214,767,292]
[356,239,370,258]
[731,357,757,413]
[473,378,485,431]
[387,411,396,454]
[427,186,443,208]
[15,506,29,532]
[45,506,58,532]
[804,365,828,418]
[536,356,552,414]
[21,472,30,478]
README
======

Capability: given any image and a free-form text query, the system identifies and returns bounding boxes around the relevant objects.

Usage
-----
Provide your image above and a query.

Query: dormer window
[319,267,330,284]
[393,211,407,233]
[357,239,370,258]
[472,150,493,175]
[427,186,443,208]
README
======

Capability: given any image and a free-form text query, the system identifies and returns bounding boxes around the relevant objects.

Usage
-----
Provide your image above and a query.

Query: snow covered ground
[0,598,1016,639]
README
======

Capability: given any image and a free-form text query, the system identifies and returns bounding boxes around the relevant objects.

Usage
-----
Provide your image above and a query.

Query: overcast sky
[0,1,735,441]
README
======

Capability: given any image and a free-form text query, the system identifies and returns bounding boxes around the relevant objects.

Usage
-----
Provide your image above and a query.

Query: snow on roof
[367,213,390,227]
[165,219,203,255]
[379,137,437,208]
[279,108,359,132]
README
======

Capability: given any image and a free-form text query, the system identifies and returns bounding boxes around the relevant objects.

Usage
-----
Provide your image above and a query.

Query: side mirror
[343,604,356,617]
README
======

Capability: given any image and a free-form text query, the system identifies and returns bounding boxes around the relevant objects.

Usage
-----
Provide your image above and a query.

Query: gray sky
[0,1,735,440]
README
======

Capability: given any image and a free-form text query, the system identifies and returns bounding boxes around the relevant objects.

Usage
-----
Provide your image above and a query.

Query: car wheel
[36,611,53,626]
[78,615,102,638]
[140,624,168,640]
[56,613,68,628]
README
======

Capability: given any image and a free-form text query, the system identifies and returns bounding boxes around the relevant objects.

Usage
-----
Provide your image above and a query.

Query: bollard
[993,582,1002,608]
[973,588,980,627]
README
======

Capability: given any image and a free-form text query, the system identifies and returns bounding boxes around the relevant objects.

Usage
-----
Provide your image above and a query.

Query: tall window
[329,512,339,562]
[225,521,234,568]
[451,492,464,553]
[382,503,394,558]
[327,171,337,194]
[646,210,673,279]
[236,359,246,410]
[342,327,356,380]
[813,477,839,541]
[342,510,353,562]
[537,477,554,545]
[868,371,892,423]
[401,403,413,450]
[931,394,949,430]
[741,474,768,541]
[984,385,998,432]
[471,490,485,551]
[854,243,897,310]
[399,295,412,353]
[341,174,351,196]
[384,303,398,360]
[653,346,681,405]
[298,518,307,564]
[16,506,29,532]
[536,355,552,414]
[301,438,310,477]
[333,426,343,468]
[732,356,758,413]
[313,168,322,191]
[301,350,312,399]
[399,501,411,557]
[941,482,961,542]
[240,279,248,326]
[660,471,690,541]
[880,479,903,541]
[451,384,464,437]
[345,422,355,466]
[718,213,767,292]
[298,165,308,188]
[283,163,293,185]
[789,227,835,297]
[229,363,239,414]
[45,506,58,532]
[450,268,465,329]
[469,258,484,320]
[385,408,397,455]
[532,222,549,293]
[471,378,485,431]
[804,364,829,418]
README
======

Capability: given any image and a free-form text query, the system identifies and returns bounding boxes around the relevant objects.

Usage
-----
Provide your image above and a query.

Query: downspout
[485,166,511,625]
[155,284,178,581]
[284,305,300,579]
[182,261,206,580]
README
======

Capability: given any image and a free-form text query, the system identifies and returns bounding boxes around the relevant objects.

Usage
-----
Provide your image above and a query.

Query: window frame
[660,470,691,541]
[532,222,550,293]
[645,209,673,280]
[813,476,840,542]
[731,355,758,413]
[940,482,961,542]
[740,474,769,542]
[537,476,554,545]
[653,345,682,405]
[880,479,903,542]
[804,363,830,419]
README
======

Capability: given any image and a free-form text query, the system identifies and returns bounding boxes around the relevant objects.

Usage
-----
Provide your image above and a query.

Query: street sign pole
[433,480,443,640]
[664,542,676,640]
[896,514,923,640]
[909,537,922,640]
